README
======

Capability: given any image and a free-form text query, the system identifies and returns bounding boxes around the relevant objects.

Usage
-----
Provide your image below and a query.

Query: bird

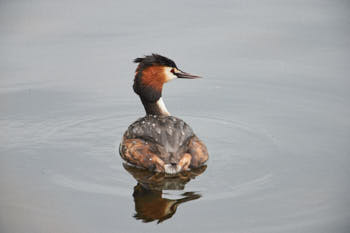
[119,54,208,174]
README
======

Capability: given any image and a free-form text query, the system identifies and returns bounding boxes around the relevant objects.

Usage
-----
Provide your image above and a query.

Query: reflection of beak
[175,69,201,79]
[133,183,201,224]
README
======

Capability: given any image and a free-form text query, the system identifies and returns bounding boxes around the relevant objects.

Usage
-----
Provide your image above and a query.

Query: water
[1,0,350,232]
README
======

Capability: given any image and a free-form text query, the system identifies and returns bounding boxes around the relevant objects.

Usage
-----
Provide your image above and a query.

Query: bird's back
[123,115,195,164]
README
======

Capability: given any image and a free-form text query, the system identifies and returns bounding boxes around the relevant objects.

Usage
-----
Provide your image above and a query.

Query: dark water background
[1,0,350,232]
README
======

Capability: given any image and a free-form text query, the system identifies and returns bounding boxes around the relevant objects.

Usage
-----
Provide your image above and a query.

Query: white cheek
[164,68,177,82]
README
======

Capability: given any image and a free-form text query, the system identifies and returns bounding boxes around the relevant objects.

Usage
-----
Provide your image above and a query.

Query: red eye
[170,69,175,74]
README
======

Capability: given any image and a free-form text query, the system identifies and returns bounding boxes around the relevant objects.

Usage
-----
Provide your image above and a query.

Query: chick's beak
[175,69,201,79]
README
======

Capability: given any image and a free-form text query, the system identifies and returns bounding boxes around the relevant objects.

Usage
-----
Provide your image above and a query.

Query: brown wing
[120,137,165,172]
[187,136,209,168]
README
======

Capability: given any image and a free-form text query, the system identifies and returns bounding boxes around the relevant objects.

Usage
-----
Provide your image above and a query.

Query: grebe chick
[120,54,208,174]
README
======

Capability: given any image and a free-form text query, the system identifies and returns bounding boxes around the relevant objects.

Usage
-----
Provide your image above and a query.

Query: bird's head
[133,54,200,103]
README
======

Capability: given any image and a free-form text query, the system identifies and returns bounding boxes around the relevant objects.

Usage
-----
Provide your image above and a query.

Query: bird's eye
[170,68,175,74]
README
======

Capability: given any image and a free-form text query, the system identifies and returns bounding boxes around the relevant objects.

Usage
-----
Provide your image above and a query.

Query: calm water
[1,0,350,232]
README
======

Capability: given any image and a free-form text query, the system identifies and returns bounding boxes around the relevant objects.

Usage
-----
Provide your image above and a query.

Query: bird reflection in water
[123,163,207,223]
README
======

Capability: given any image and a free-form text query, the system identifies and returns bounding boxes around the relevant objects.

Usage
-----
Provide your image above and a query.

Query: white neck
[157,98,170,116]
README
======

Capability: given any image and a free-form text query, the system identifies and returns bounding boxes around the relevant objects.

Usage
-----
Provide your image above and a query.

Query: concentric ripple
[47,113,281,202]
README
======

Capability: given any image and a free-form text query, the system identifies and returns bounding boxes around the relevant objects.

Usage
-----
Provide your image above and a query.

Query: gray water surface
[1,0,350,233]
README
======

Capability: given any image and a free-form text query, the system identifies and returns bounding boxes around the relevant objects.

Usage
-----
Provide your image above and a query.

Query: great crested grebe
[120,54,208,174]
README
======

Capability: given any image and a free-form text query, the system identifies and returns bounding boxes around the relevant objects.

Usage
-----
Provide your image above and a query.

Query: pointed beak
[175,69,201,79]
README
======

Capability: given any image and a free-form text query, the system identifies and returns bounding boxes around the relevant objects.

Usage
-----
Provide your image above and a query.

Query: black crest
[134,54,177,72]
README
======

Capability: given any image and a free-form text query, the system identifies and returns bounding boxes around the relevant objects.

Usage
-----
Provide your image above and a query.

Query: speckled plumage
[123,115,195,164]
